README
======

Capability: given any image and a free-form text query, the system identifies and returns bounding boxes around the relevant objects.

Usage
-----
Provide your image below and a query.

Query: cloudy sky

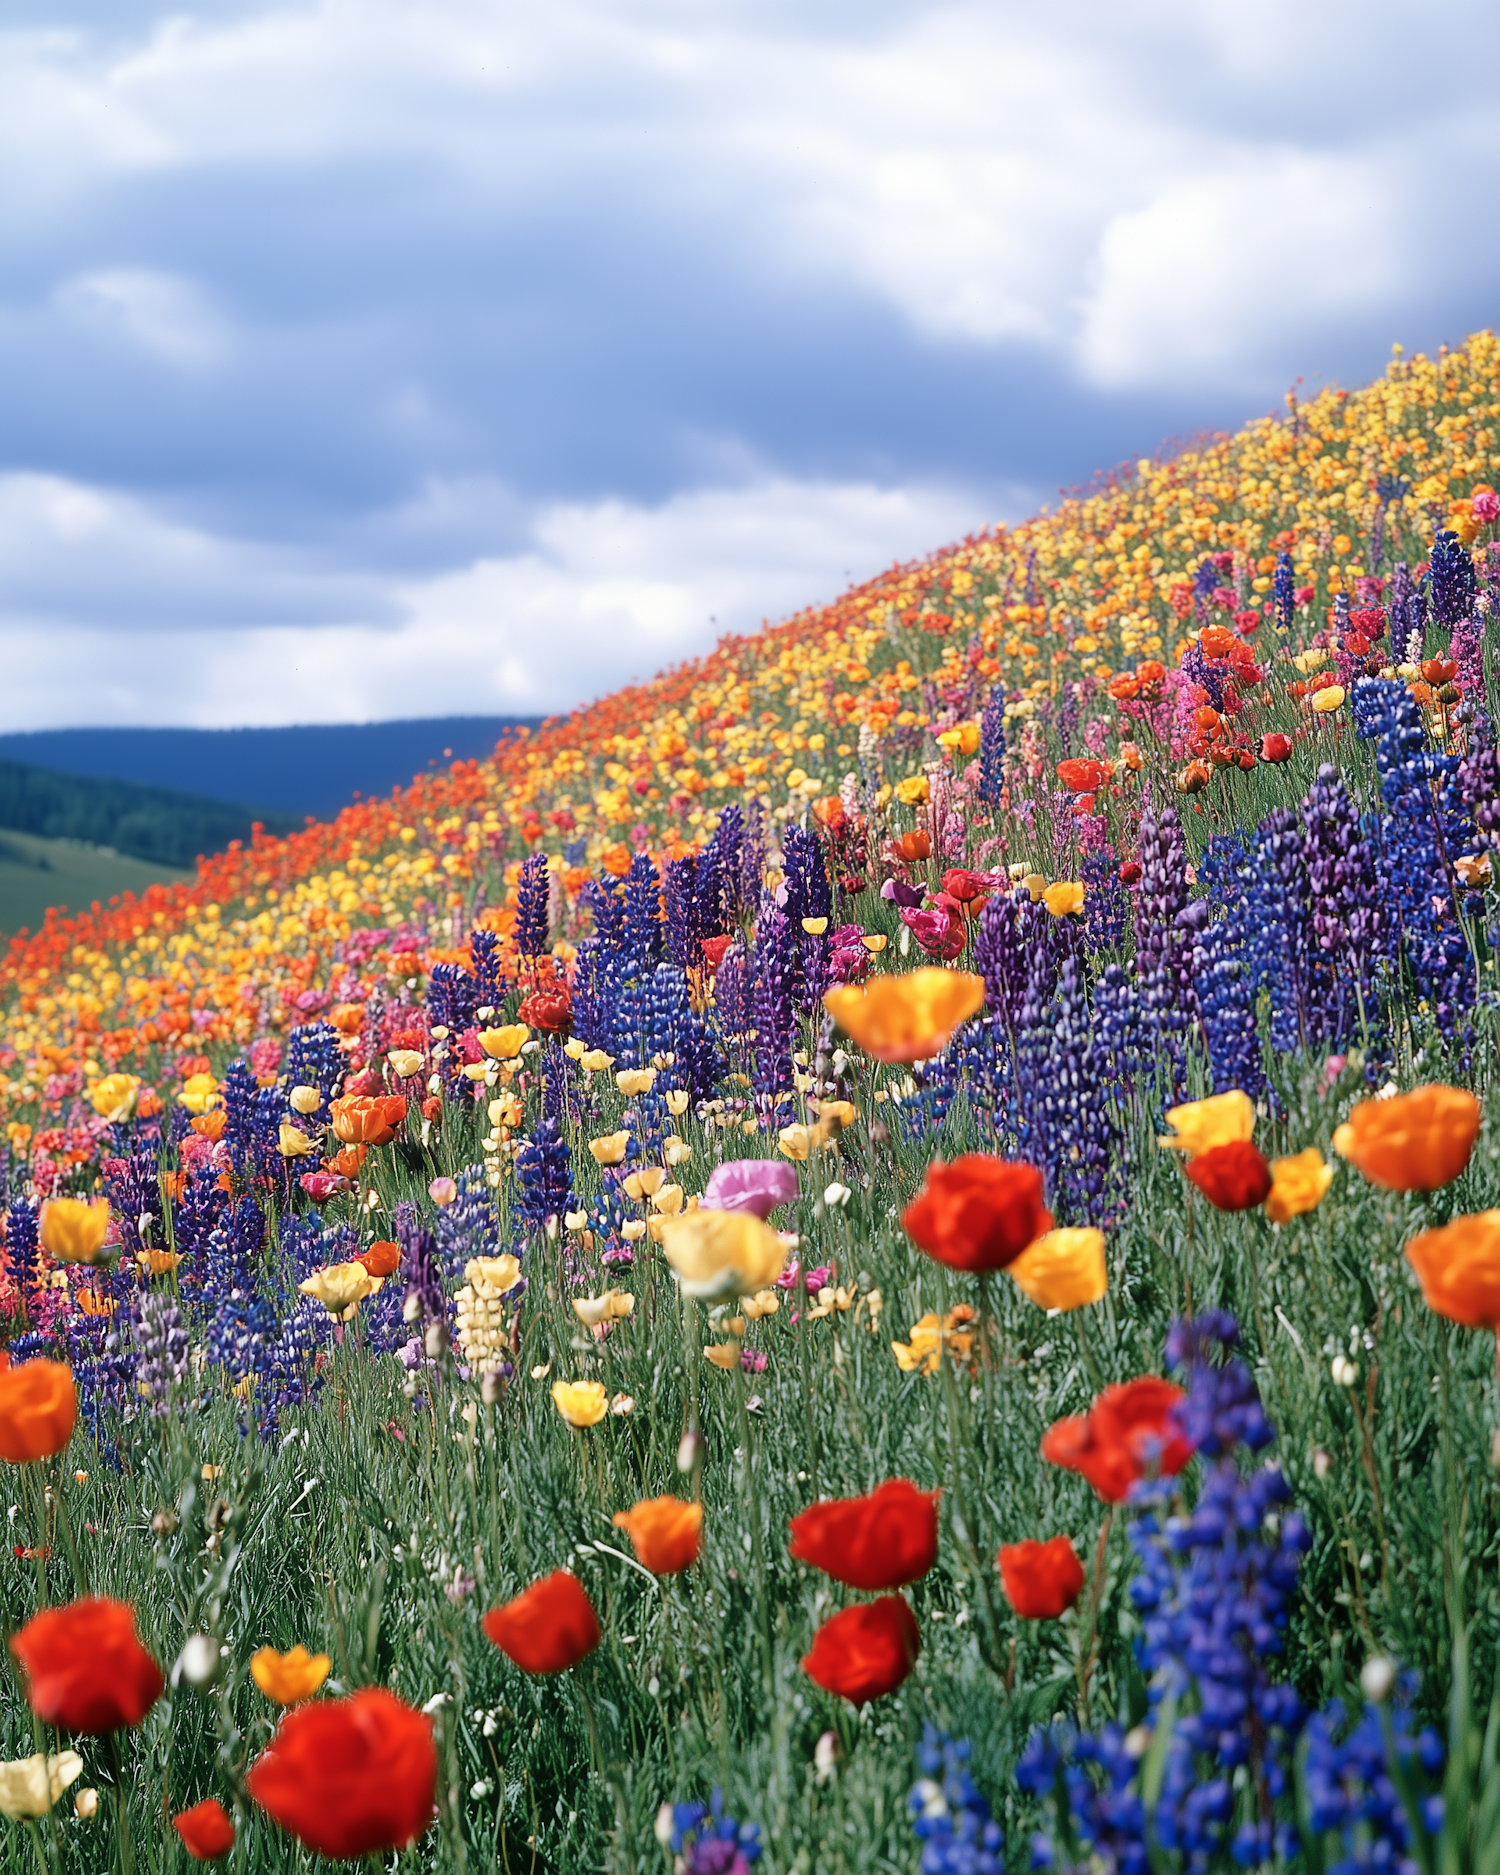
[2,0,1498,728]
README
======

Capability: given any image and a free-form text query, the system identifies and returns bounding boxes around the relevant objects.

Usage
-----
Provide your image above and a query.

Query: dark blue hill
[0,718,543,824]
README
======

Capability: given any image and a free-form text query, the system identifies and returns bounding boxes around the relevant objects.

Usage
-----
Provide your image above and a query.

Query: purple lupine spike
[665,856,703,971]
[1429,528,1477,628]
[713,938,750,1043]
[1303,764,1384,1051]
[1134,803,1197,1077]
[514,852,551,959]
[977,685,1006,804]
[1460,739,1500,852]
[751,906,796,1117]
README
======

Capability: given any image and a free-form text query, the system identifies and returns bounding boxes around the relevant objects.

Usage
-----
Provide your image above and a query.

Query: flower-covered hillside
[0,331,1499,1872]
[3,331,1499,1111]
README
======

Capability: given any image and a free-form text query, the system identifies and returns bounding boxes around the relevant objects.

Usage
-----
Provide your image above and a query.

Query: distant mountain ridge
[0,718,544,823]
[0,759,298,871]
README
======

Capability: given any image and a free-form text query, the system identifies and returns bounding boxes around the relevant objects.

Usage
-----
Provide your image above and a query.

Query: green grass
[3,1027,1497,1873]
[0,830,189,937]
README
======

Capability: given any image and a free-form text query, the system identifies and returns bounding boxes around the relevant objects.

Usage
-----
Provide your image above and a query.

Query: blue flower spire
[978,684,1006,805]
[514,852,551,960]
[909,1728,1005,1874]
[1273,550,1295,636]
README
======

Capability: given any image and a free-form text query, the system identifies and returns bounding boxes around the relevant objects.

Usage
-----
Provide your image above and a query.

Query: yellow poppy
[551,1380,609,1427]
[178,1072,221,1116]
[1158,1090,1255,1156]
[249,1644,331,1705]
[479,1024,529,1061]
[87,1075,140,1123]
[297,1264,375,1314]
[1264,1149,1334,1224]
[659,1210,786,1300]
[38,1198,110,1266]
[1007,1228,1107,1311]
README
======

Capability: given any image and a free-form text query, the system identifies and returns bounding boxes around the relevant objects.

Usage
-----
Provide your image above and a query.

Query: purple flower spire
[1303,764,1384,1051]
[514,851,551,959]
[751,906,796,1117]
[977,684,1005,804]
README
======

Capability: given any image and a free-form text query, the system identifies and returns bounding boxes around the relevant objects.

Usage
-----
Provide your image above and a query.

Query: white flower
[0,1752,83,1820]
[1360,1657,1396,1703]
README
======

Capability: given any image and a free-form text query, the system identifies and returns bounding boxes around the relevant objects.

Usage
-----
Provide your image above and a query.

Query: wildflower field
[3,332,1500,1872]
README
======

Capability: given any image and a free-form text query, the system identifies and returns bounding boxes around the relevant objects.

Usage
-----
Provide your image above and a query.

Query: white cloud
[1,0,1499,736]
[54,269,230,366]
[5,0,1499,385]
[0,471,997,728]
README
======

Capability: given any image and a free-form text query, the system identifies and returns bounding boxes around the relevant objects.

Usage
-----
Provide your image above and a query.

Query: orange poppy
[1404,1212,1500,1329]
[357,1240,402,1279]
[611,1497,703,1574]
[1333,1084,1480,1192]
[998,1536,1086,1619]
[824,969,985,1065]
[481,1571,600,1674]
[330,1095,407,1147]
[0,1361,77,1463]
[1041,1377,1192,1503]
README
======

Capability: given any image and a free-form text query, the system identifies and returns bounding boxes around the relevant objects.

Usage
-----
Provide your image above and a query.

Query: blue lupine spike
[514,852,551,958]
[977,684,1006,804]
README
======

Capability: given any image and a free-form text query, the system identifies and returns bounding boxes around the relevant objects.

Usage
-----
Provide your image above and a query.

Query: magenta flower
[702,1159,799,1220]
[300,1172,351,1203]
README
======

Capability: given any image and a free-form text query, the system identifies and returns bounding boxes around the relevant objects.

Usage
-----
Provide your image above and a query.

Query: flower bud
[175,1633,221,1688]
[425,1321,450,1359]
[1360,1656,1396,1704]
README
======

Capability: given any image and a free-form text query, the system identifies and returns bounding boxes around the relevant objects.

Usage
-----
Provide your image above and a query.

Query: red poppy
[481,1570,600,1674]
[940,869,991,914]
[1056,758,1111,795]
[700,936,734,973]
[1118,860,1142,885]
[902,1156,1052,1273]
[174,1799,236,1862]
[10,1596,164,1733]
[788,1479,939,1589]
[801,1597,920,1705]
[899,907,966,961]
[1041,1377,1193,1503]
[998,1536,1086,1619]
[1184,1140,1273,1211]
[246,1688,436,1859]
[1259,734,1292,763]
[518,984,572,1033]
